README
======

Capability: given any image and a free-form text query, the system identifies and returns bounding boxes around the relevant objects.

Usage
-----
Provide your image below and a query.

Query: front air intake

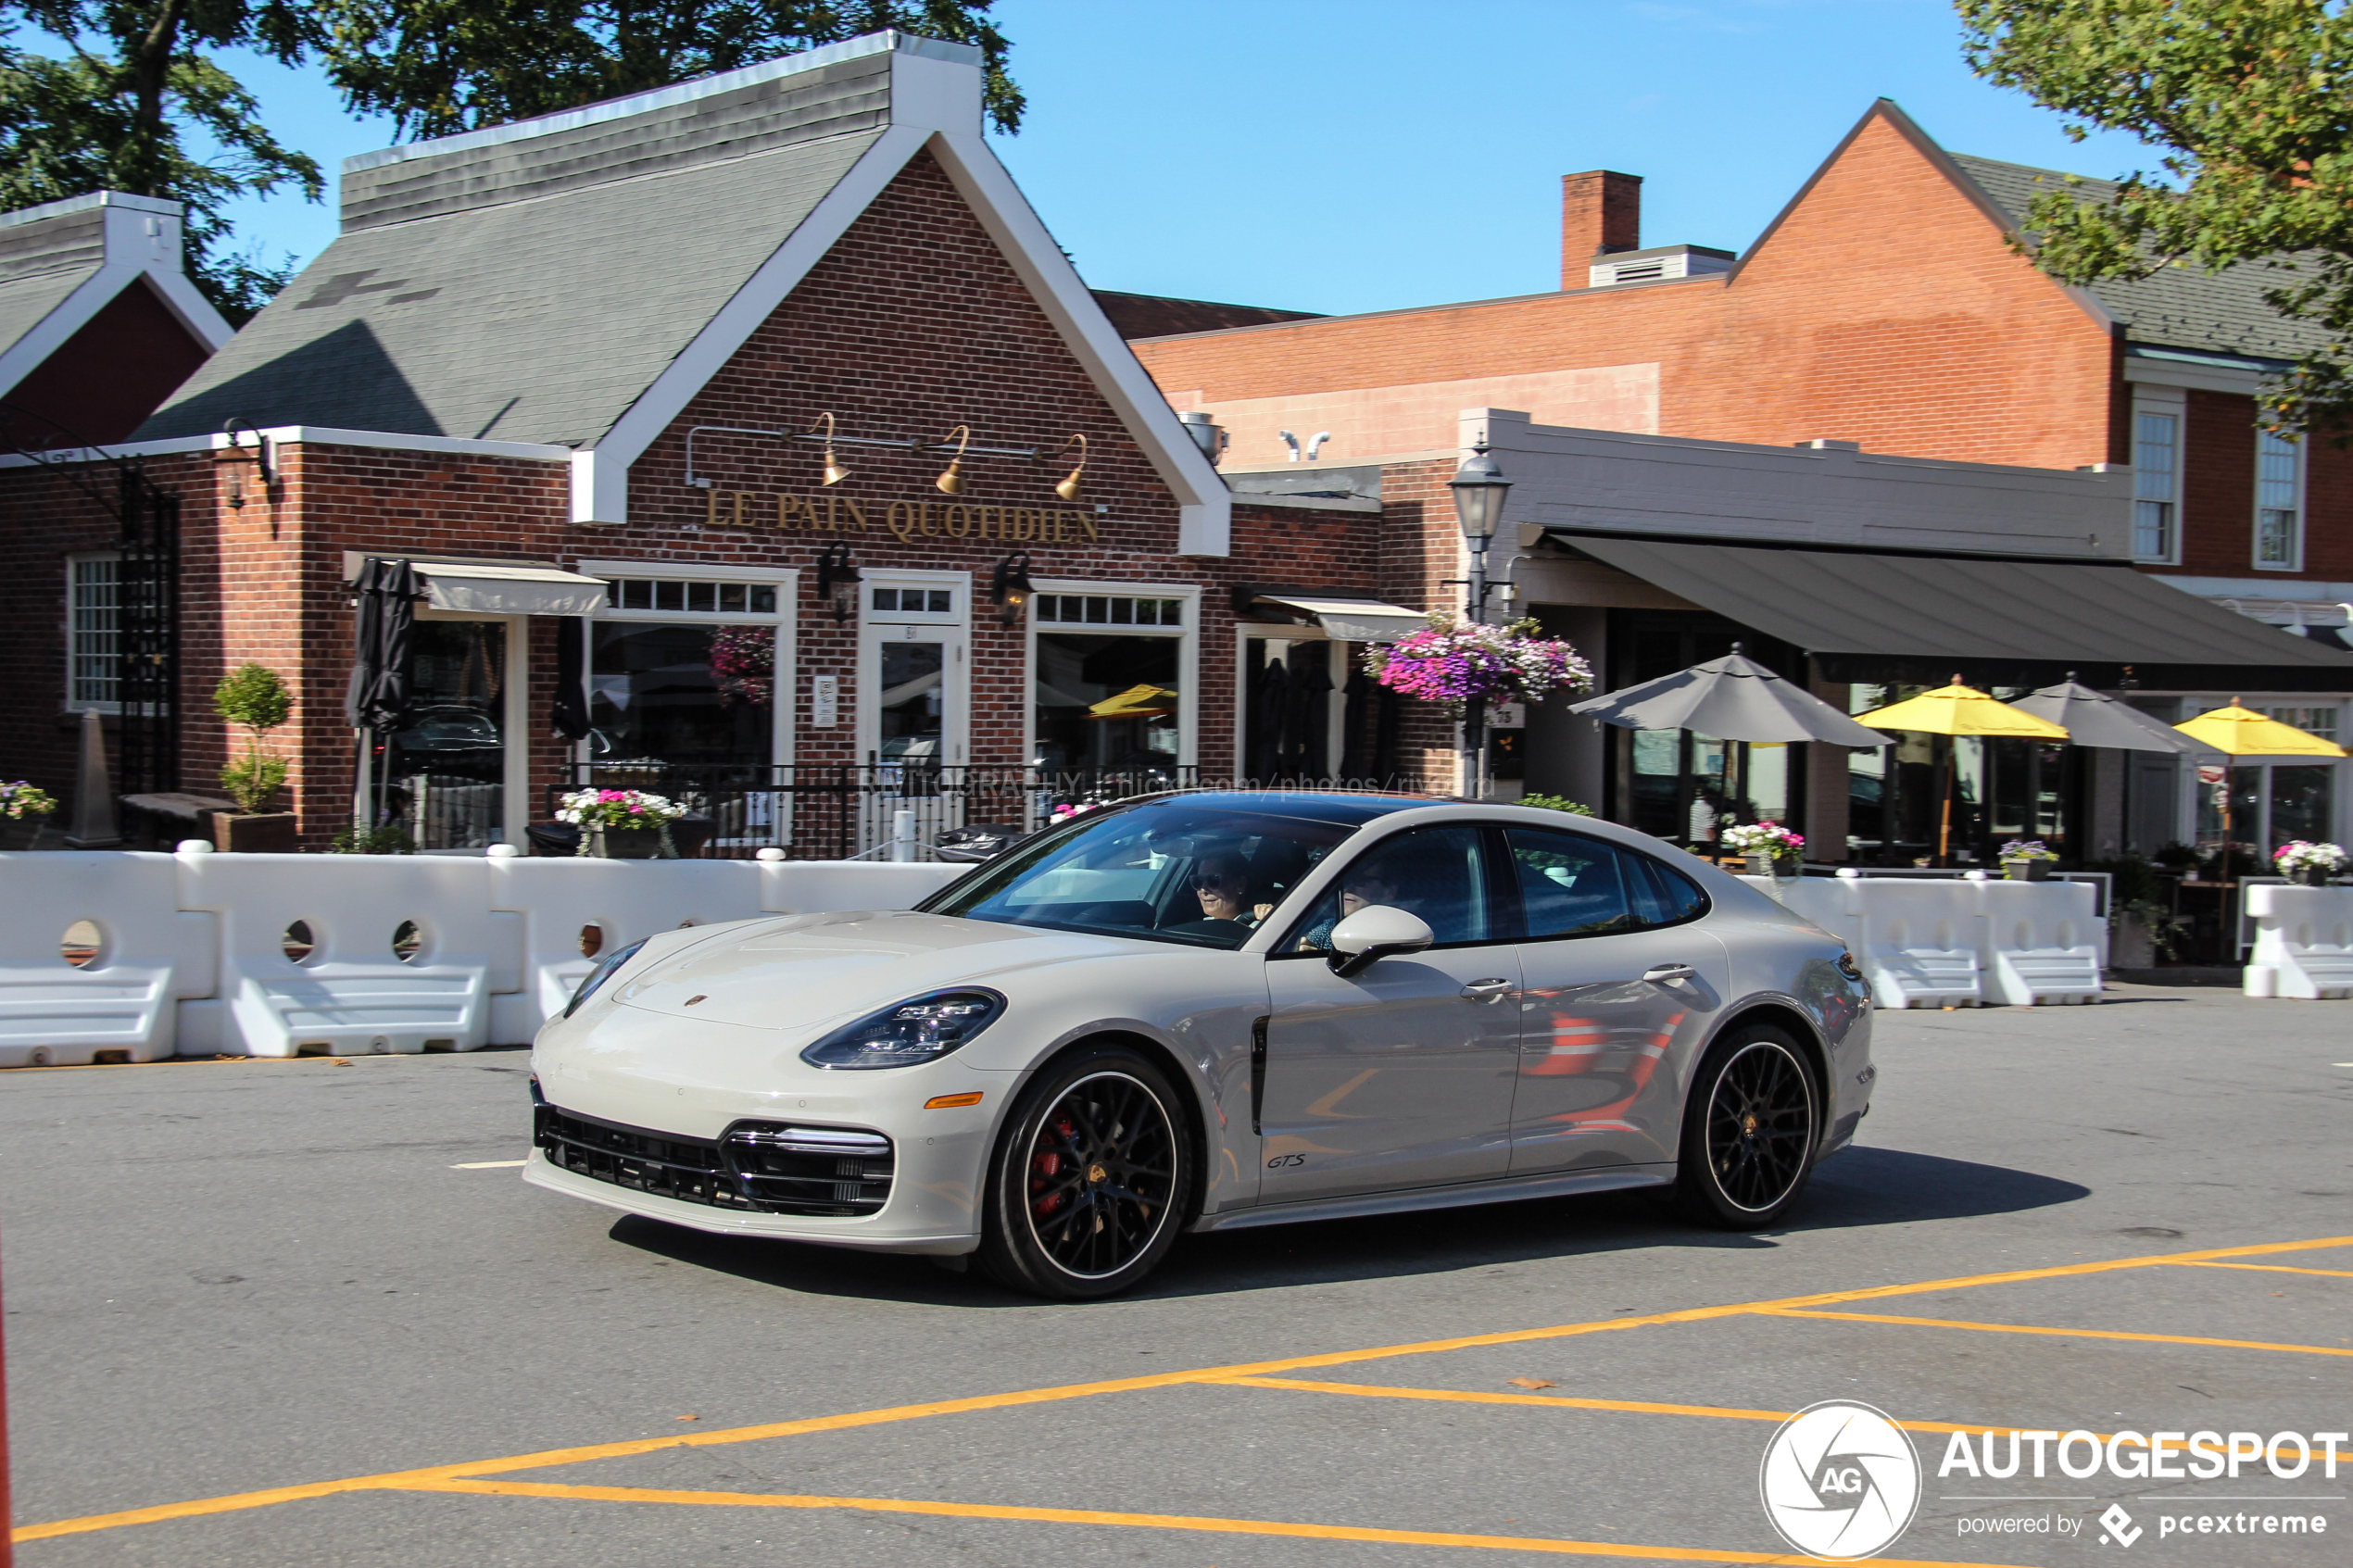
[533,1101,893,1218]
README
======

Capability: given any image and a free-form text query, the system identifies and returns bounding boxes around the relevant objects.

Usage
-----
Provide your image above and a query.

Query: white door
[859,619,968,768]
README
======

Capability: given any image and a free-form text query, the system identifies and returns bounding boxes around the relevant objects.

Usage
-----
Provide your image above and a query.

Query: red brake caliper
[1030,1118,1076,1216]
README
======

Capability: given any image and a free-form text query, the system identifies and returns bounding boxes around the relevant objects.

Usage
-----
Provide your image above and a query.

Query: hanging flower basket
[709,626,774,707]
[1361,615,1593,719]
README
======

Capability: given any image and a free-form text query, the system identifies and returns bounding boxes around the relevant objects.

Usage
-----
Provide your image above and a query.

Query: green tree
[0,4,324,322]
[1958,0,2353,436]
[317,0,1024,139]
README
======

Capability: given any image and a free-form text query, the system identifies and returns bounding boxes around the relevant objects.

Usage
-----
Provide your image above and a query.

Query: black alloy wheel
[977,1046,1192,1299]
[1670,1025,1818,1229]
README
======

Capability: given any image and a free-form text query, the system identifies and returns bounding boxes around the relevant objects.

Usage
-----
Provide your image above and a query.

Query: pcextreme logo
[1758,1400,1923,1561]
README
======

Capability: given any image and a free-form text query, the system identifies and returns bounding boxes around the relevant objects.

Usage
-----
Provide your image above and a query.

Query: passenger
[1298,867,1403,952]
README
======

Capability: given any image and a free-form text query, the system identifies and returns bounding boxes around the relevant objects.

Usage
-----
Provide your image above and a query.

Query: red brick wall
[1133,109,2118,474]
[2178,390,2259,578]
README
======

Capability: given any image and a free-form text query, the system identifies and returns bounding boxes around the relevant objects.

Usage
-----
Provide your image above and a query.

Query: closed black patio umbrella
[1251,655,1291,783]
[1297,657,1335,782]
[346,558,422,824]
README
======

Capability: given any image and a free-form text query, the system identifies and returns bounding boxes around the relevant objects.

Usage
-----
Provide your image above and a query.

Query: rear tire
[976,1044,1193,1299]
[1669,1023,1818,1229]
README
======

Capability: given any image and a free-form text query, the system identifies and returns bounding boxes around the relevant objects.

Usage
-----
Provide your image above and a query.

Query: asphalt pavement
[4,981,2349,1567]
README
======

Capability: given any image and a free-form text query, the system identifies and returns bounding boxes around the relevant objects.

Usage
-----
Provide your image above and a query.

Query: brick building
[0,33,1452,853]
[1132,100,2353,859]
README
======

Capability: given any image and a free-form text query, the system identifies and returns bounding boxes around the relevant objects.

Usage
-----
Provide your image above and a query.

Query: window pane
[872,588,898,611]
[1032,632,1180,771]
[654,581,684,611]
[719,583,746,612]
[2134,412,2176,500]
[70,557,120,707]
[2271,765,2334,847]
[2133,499,2173,560]
[927,590,951,613]
[620,580,651,609]
[1629,854,1707,926]
[1506,827,1635,938]
[749,586,775,613]
[1290,825,1490,948]
[590,622,774,767]
[2258,508,2296,565]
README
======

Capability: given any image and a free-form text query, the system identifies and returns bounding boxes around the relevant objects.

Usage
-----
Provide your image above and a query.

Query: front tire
[1670,1024,1818,1229]
[976,1045,1193,1299]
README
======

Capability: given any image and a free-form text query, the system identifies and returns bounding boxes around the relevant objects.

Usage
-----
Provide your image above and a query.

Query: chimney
[1561,170,1642,289]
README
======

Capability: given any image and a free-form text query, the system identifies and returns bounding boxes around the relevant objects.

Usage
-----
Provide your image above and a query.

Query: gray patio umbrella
[1567,644,1889,746]
[2010,675,2211,754]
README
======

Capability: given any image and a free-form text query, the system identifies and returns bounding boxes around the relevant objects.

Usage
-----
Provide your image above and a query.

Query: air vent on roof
[1588,245,1734,288]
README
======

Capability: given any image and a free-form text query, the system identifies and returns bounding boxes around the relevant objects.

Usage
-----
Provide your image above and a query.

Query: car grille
[534,1102,893,1218]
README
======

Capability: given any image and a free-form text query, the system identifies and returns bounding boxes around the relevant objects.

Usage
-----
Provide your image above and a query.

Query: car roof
[1124,790,1447,827]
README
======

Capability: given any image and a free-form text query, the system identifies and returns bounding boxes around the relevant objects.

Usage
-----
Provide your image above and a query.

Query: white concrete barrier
[0,847,975,1062]
[487,850,763,1044]
[1847,878,1983,1009]
[175,847,518,1057]
[2244,884,2353,999]
[0,851,214,1064]
[1974,878,2103,1006]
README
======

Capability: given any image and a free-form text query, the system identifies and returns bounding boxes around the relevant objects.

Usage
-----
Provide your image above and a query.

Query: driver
[1298,867,1402,952]
[1187,853,1274,927]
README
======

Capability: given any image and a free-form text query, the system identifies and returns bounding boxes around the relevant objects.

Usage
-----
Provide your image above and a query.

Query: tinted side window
[1629,852,1708,927]
[1287,825,1492,951]
[1506,827,1636,938]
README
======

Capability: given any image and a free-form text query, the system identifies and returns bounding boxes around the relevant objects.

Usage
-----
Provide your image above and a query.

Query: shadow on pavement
[607,1144,2087,1308]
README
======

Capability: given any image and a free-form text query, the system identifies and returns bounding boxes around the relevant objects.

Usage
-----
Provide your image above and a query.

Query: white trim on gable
[0,424,572,470]
[569,46,1230,554]
[0,197,232,403]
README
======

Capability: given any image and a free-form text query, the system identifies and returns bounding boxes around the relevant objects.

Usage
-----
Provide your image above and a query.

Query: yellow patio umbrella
[1852,676,2070,864]
[2172,699,2347,877]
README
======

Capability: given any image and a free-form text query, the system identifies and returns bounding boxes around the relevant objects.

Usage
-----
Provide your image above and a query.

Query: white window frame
[64,551,122,714]
[1028,578,1200,773]
[1231,621,1351,784]
[2253,429,2306,572]
[2132,390,2184,566]
[579,558,800,789]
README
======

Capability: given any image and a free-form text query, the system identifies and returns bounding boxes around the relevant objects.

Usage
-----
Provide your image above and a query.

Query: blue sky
[170,0,2156,318]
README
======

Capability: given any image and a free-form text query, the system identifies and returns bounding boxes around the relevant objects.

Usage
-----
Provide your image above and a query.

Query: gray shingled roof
[0,198,107,360]
[1952,153,2327,363]
[138,46,903,446]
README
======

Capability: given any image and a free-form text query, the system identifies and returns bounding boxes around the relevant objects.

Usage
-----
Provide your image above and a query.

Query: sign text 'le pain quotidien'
[704,488,1101,546]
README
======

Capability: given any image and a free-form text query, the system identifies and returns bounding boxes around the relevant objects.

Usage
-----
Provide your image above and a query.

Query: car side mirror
[1327,905,1435,978]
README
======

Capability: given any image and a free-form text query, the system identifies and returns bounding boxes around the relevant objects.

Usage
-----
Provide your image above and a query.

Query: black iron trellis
[2,403,183,796]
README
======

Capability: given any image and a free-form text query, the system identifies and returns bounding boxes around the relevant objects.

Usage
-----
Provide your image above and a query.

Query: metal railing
[548,765,1436,859]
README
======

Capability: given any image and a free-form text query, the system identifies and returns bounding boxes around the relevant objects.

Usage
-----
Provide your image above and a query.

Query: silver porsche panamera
[525,792,1875,1298]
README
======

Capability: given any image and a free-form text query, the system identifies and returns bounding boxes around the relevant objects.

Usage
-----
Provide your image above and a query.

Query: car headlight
[564,938,648,1017]
[799,988,1005,1070]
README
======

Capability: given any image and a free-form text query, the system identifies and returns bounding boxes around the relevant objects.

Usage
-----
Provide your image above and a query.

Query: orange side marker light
[924,1092,986,1110]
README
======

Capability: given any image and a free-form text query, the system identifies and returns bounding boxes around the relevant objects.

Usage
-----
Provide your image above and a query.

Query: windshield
[924,802,1361,948]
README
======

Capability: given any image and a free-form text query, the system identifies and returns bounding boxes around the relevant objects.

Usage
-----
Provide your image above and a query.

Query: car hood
[610,909,1156,1034]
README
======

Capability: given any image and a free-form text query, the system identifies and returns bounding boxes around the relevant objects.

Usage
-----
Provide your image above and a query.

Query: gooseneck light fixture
[990,551,1035,629]
[814,540,862,623]
[213,417,277,509]
[935,425,972,495]
[1053,433,1088,503]
[812,412,851,487]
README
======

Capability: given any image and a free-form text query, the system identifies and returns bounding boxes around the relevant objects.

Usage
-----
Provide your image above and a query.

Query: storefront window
[590,622,773,767]
[1039,633,1178,776]
[386,621,506,849]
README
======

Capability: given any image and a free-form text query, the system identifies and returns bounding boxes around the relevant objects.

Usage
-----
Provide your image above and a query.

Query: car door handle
[1642,963,1697,984]
[1460,977,1515,998]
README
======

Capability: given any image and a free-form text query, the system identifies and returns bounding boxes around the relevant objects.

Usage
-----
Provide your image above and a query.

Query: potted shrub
[1999,838,2060,882]
[1520,794,1596,816]
[1722,820,1805,881]
[210,663,297,852]
[557,787,684,858]
[2272,840,2346,887]
[1,778,58,849]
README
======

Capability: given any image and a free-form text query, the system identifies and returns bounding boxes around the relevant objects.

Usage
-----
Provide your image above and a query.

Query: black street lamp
[1447,441,1513,798]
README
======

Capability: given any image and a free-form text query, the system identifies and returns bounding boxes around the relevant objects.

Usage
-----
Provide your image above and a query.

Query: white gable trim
[0,424,572,470]
[924,131,1229,557]
[573,49,1230,554]
[0,200,233,401]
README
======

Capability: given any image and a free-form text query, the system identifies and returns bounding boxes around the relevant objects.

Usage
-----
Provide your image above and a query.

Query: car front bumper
[522,1148,983,1254]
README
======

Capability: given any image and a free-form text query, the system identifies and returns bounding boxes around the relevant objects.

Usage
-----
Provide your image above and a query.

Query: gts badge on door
[1266,1153,1307,1169]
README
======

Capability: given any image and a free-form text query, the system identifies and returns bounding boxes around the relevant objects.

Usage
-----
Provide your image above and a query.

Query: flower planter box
[2002,859,2053,882]
[208,811,300,854]
[587,825,669,859]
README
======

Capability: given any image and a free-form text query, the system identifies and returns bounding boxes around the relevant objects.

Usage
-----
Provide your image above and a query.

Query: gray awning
[1255,594,1427,643]
[417,561,608,616]
[1555,533,2353,690]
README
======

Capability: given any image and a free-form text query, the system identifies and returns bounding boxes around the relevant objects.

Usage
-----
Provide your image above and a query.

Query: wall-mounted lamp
[812,412,851,487]
[814,540,862,623]
[990,551,1034,629]
[213,418,277,508]
[934,425,971,495]
[1053,433,1088,503]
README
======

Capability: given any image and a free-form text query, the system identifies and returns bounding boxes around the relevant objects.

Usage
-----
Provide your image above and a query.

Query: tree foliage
[317,1,1024,140]
[1958,0,2353,436]
[0,4,324,323]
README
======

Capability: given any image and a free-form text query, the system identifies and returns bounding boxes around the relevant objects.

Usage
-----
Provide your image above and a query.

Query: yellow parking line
[1210,1376,2016,1437]
[1756,1308,2353,1359]
[19,1230,2353,1545]
[399,1477,2039,1567]
[2171,1261,2353,1280]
